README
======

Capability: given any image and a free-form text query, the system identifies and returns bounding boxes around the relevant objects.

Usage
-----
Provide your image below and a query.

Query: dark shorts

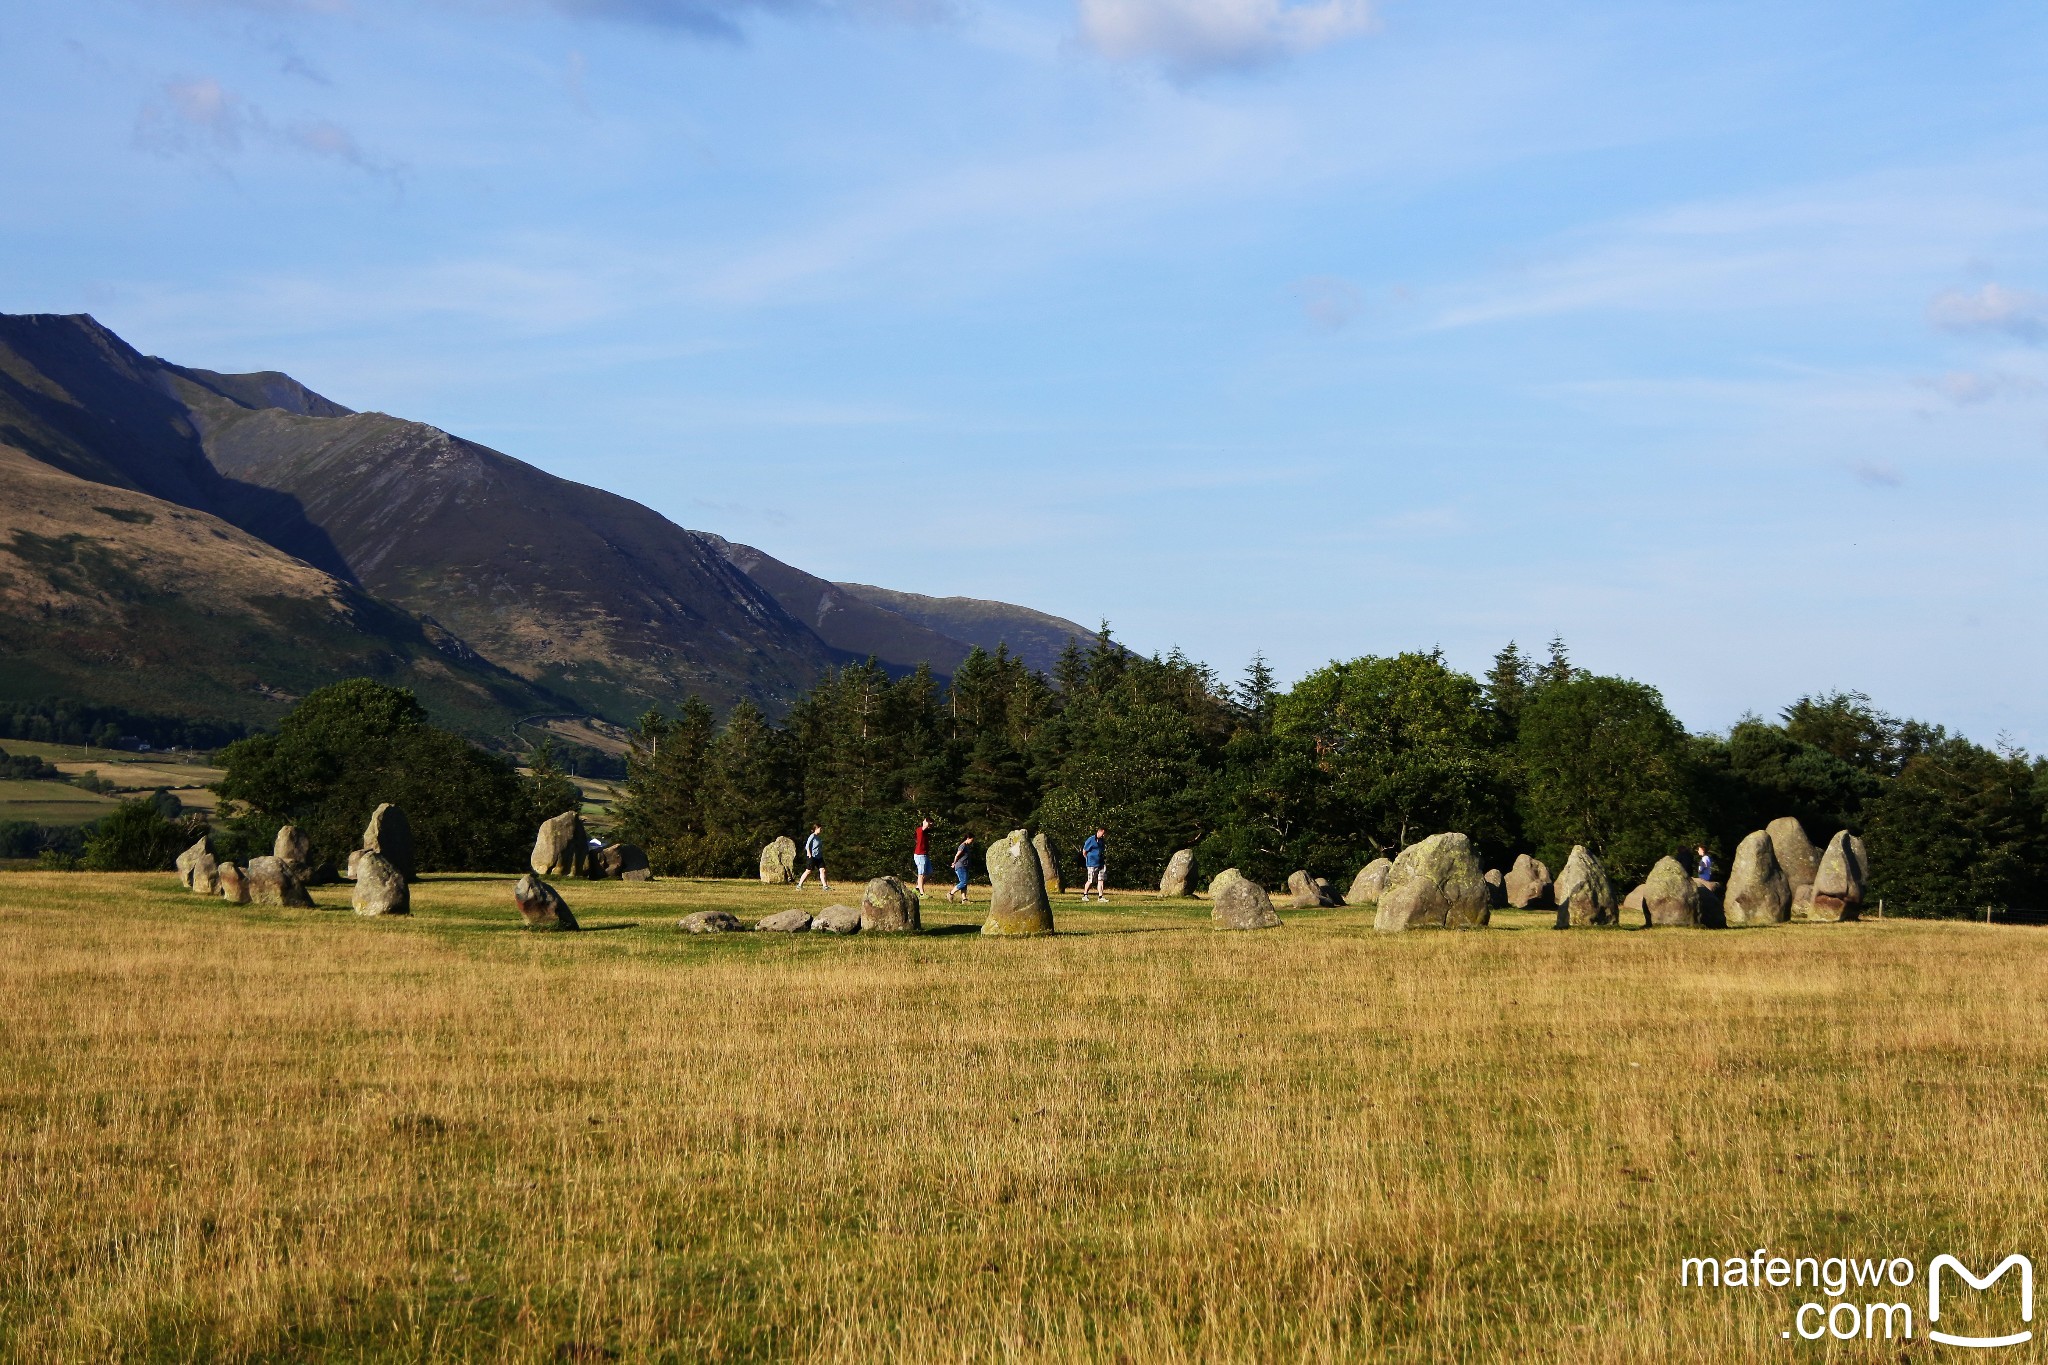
[807,855,824,871]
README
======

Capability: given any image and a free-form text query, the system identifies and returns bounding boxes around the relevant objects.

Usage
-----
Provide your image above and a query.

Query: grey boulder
[982,829,1055,937]
[350,851,411,917]
[813,904,862,935]
[1159,848,1197,898]
[1345,858,1394,907]
[530,811,588,878]
[757,909,812,933]
[246,855,314,908]
[217,862,249,904]
[759,836,798,884]
[362,802,416,882]
[1552,846,1616,927]
[1505,854,1553,909]
[860,875,921,933]
[1767,817,1821,905]
[513,874,577,930]
[1213,876,1282,930]
[176,837,219,895]
[1724,830,1790,926]
[1032,831,1066,895]
[1810,831,1868,921]
[680,911,746,934]
[1375,833,1490,932]
[274,825,313,882]
[1640,856,1702,927]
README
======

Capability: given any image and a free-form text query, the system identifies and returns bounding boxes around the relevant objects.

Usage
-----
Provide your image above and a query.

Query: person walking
[797,824,828,891]
[913,817,933,895]
[1694,844,1716,886]
[1081,827,1107,901]
[948,834,975,903]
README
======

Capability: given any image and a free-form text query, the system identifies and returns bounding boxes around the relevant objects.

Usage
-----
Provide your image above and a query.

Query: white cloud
[1929,283,2048,343]
[1077,0,1375,75]
[133,77,400,183]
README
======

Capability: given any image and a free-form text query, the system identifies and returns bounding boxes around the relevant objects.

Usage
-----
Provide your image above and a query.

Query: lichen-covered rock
[513,874,577,930]
[1505,854,1553,908]
[176,837,219,895]
[1285,870,1342,908]
[1032,831,1065,895]
[982,829,1055,937]
[759,836,798,884]
[1213,876,1282,930]
[247,855,314,908]
[1375,833,1490,932]
[362,803,415,882]
[680,911,746,934]
[1767,817,1820,903]
[1724,830,1790,926]
[530,811,587,878]
[860,876,921,933]
[813,904,862,934]
[351,851,411,917]
[596,843,651,880]
[1483,868,1507,909]
[1345,858,1394,907]
[1552,846,1616,927]
[274,826,313,882]
[1811,831,1867,921]
[1641,856,1702,927]
[217,862,249,904]
[1209,868,1246,899]
[1159,848,1196,897]
[757,909,812,933]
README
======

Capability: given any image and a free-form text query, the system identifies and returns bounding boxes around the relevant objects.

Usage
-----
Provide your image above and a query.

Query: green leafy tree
[1517,674,1699,883]
[80,798,194,871]
[1863,739,2047,915]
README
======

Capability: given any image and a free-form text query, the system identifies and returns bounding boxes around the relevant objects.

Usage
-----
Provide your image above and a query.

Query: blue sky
[5,1,2047,745]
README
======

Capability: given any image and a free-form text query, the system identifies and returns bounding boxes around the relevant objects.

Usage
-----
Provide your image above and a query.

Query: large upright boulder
[274,826,313,882]
[1640,856,1701,927]
[1811,831,1868,921]
[246,855,314,908]
[759,836,798,884]
[1345,858,1393,907]
[1724,830,1790,927]
[1375,833,1490,932]
[218,862,249,904]
[860,875,921,933]
[1505,854,1553,908]
[362,803,416,882]
[1159,848,1196,897]
[176,837,220,895]
[1552,846,1616,927]
[1213,876,1281,930]
[351,851,411,917]
[982,829,1054,937]
[1767,817,1821,901]
[1286,871,1342,908]
[1209,868,1246,899]
[513,874,577,930]
[1031,832,1065,895]
[530,811,587,878]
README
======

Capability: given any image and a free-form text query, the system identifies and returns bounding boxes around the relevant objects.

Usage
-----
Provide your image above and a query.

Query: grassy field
[0,777,125,824]
[1,873,2042,1362]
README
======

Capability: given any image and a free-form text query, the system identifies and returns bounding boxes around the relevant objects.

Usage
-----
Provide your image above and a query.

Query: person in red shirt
[912,816,933,894]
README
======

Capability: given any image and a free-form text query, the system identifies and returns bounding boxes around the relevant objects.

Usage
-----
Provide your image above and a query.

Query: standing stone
[217,862,249,904]
[176,837,220,895]
[1810,831,1868,921]
[860,875,921,933]
[1505,854,1553,909]
[1213,876,1282,930]
[1345,858,1394,907]
[757,909,812,933]
[1641,856,1702,927]
[1622,884,1648,918]
[343,849,364,882]
[759,836,798,884]
[1032,832,1065,895]
[274,826,313,882]
[1285,871,1341,908]
[351,851,411,917]
[1552,846,1616,928]
[982,829,1055,937]
[1159,848,1197,897]
[513,874,577,930]
[1767,817,1821,903]
[361,803,416,882]
[1724,830,1791,927]
[1209,868,1246,899]
[596,844,651,880]
[1483,868,1507,909]
[813,905,862,934]
[1375,833,1490,932]
[246,855,314,908]
[530,811,587,878]
[679,911,745,934]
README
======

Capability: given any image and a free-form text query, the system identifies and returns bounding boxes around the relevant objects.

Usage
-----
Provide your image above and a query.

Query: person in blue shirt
[1694,845,1716,886]
[1081,827,1107,902]
[797,824,828,892]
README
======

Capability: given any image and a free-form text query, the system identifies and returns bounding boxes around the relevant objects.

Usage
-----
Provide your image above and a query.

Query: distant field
[0,740,214,766]
[0,778,124,825]
[0,875,2039,1362]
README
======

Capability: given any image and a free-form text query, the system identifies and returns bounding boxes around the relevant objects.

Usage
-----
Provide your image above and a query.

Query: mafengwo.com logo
[1680,1249,2033,1346]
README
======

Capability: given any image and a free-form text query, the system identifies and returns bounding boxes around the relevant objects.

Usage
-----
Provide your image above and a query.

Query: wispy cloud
[1929,283,2048,343]
[1850,459,1902,488]
[133,76,401,185]
[1077,0,1374,76]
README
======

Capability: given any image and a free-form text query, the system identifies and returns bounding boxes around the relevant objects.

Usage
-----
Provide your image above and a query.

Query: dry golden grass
[2,872,2043,1362]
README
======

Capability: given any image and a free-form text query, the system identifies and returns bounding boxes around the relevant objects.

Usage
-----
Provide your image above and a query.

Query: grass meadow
[2,871,2043,1362]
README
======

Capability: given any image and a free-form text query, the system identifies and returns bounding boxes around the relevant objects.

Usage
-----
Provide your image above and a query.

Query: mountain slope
[701,535,972,676]
[833,583,1089,677]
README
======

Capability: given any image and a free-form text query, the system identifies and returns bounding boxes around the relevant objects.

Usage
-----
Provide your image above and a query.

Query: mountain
[0,312,1096,731]
[833,584,1090,677]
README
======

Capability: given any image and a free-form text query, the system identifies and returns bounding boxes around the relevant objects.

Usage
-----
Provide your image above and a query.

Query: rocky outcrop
[246,855,314,908]
[1641,856,1701,927]
[362,803,415,882]
[1159,848,1196,897]
[860,875,920,933]
[680,911,745,933]
[1375,833,1490,932]
[1505,854,1553,909]
[530,811,587,878]
[1810,831,1867,921]
[1213,876,1282,930]
[350,851,411,916]
[1032,832,1065,895]
[1724,830,1790,927]
[513,874,577,930]
[757,909,812,933]
[218,862,249,904]
[1346,858,1393,907]
[274,825,313,882]
[760,836,798,884]
[813,904,862,934]
[176,837,219,895]
[1552,846,1616,927]
[982,829,1055,937]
